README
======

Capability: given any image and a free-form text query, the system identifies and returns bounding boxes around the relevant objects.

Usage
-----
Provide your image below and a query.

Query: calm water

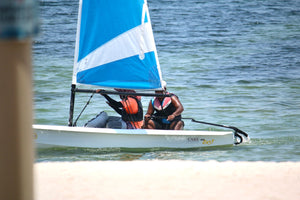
[34,0,300,162]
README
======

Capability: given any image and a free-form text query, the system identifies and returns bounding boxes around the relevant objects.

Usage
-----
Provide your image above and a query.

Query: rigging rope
[73,92,95,126]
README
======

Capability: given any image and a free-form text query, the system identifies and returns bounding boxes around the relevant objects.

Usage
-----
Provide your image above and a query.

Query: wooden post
[0,40,34,199]
[0,1,38,199]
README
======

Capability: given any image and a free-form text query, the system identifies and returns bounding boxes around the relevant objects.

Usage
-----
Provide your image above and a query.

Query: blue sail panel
[77,52,161,89]
[79,0,145,61]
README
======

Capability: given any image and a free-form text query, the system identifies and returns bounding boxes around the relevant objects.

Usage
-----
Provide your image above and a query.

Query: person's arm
[108,100,123,115]
[96,89,122,114]
[167,95,184,121]
[102,94,122,107]
[144,100,154,121]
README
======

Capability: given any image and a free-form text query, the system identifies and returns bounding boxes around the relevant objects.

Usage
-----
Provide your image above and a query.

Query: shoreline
[35,160,300,200]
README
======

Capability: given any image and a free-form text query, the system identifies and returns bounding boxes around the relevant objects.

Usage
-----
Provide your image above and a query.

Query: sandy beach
[34,161,300,200]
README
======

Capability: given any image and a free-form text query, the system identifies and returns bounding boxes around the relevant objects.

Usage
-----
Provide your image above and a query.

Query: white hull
[33,124,234,149]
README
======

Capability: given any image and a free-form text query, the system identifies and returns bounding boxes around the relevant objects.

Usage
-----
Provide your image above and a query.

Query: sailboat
[33,0,249,149]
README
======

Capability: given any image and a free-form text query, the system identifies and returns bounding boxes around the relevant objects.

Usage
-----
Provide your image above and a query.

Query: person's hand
[144,114,151,121]
[167,114,175,121]
[96,89,104,95]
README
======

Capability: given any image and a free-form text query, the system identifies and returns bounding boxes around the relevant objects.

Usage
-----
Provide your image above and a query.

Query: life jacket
[152,93,181,124]
[121,96,143,123]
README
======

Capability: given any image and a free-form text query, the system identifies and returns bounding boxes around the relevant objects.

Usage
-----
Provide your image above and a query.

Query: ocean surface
[34,0,300,162]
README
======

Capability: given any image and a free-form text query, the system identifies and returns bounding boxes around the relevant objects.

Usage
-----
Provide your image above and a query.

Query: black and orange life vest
[121,96,143,123]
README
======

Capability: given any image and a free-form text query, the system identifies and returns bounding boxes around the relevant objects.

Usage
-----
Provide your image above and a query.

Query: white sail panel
[76,23,155,74]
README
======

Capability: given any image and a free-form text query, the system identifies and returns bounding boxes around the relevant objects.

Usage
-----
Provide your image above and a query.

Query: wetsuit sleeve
[102,94,123,115]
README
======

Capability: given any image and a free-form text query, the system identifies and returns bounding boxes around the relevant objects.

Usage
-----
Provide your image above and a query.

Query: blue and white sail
[72,0,163,90]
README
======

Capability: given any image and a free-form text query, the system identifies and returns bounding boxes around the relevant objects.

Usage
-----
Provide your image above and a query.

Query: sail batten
[73,0,163,89]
